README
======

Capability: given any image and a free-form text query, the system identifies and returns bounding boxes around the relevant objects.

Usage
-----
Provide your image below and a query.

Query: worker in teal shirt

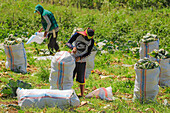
[34,4,59,54]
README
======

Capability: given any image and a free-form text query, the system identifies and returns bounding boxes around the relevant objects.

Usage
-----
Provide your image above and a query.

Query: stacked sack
[49,51,75,90]
[149,49,170,87]
[3,34,27,73]
[139,33,159,59]
[134,57,160,103]
[134,33,162,103]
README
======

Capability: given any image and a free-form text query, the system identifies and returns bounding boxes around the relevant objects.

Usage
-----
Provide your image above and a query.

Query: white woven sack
[85,51,97,79]
[26,35,44,44]
[4,43,27,73]
[151,58,170,87]
[16,88,80,109]
[134,64,160,102]
[139,40,159,59]
[85,86,113,101]
[158,58,170,87]
[49,51,75,90]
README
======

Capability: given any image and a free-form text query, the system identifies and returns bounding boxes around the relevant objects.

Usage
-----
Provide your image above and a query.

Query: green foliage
[0,79,32,97]
[42,0,169,9]
[34,61,50,82]
[164,87,170,93]
[27,52,37,66]
[149,49,170,59]
[0,0,169,51]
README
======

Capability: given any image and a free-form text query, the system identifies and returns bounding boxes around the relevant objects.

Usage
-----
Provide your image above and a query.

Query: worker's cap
[77,28,95,39]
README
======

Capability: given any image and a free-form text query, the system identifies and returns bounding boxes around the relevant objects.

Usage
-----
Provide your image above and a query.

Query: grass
[0,0,170,112]
[0,42,170,112]
[0,0,170,49]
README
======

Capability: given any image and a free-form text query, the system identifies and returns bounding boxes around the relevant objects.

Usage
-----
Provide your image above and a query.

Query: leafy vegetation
[149,49,170,59]
[40,0,170,9]
[0,0,169,50]
[0,0,170,112]
[135,57,159,69]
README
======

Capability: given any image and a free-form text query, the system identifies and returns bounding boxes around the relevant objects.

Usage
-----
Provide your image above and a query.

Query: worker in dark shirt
[66,28,95,97]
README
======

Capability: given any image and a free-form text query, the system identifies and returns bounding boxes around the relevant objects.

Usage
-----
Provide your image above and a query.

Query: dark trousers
[73,62,86,84]
[48,32,59,54]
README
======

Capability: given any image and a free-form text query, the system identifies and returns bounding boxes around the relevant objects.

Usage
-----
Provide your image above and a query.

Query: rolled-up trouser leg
[48,33,54,55]
[54,32,59,52]
[48,32,59,54]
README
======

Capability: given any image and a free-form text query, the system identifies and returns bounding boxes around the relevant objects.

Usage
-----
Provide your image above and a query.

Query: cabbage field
[0,0,169,112]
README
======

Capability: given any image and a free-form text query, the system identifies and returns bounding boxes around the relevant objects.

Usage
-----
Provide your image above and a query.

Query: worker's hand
[38,27,43,33]
[38,29,42,33]
[42,37,46,40]
[72,47,77,54]
[76,57,80,62]
[44,31,47,37]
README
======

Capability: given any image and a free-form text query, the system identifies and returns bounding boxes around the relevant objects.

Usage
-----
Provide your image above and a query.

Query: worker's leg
[53,32,59,52]
[73,62,78,80]
[47,33,53,55]
[76,62,86,96]
[80,84,85,97]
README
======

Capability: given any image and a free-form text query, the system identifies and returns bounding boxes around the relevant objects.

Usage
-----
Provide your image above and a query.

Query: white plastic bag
[139,40,159,59]
[17,88,80,109]
[26,35,44,44]
[85,86,113,101]
[26,32,46,44]
[49,51,75,90]
[97,42,106,50]
[4,43,27,73]
[0,43,4,50]
[133,64,160,102]
[34,32,45,37]
[85,51,97,79]
[33,56,53,61]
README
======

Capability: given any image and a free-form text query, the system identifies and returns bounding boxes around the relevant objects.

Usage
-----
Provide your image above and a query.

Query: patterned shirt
[66,32,94,62]
[43,15,59,33]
